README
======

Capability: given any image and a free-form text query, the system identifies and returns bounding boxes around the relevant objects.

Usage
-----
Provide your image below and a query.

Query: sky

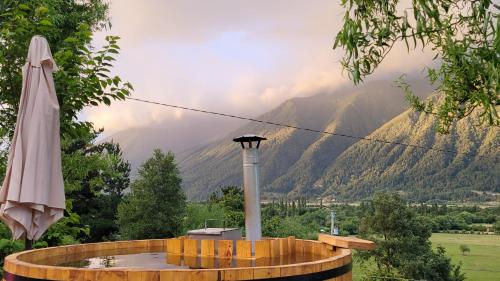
[82,0,435,136]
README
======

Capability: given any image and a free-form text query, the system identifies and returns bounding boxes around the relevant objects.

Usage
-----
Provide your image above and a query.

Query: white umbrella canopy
[0,35,65,241]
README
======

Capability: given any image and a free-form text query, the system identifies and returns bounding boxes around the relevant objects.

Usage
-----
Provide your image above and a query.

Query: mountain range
[107,80,499,202]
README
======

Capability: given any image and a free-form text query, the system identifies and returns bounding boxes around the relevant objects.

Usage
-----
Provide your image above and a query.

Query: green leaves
[118,150,186,240]
[358,193,465,281]
[0,1,133,247]
[0,0,132,139]
[334,0,499,133]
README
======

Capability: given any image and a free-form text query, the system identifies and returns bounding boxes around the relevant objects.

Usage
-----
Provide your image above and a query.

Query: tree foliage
[208,186,245,228]
[0,0,132,247]
[0,0,133,138]
[358,192,465,281]
[117,150,186,240]
[494,218,500,233]
[334,0,499,133]
[64,134,130,243]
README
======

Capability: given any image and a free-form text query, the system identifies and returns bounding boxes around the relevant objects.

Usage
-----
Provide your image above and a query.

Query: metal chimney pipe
[233,135,267,244]
[330,209,335,236]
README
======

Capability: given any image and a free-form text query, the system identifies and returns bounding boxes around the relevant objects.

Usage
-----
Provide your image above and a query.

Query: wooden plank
[184,239,198,256]
[303,240,313,254]
[201,256,215,269]
[287,236,295,254]
[294,239,304,256]
[236,240,252,259]
[160,270,185,281]
[279,238,288,256]
[217,240,233,258]
[236,259,252,268]
[217,258,232,268]
[312,241,323,256]
[254,240,270,259]
[84,270,97,281]
[166,254,182,266]
[318,234,375,251]
[280,264,300,277]
[166,239,183,254]
[127,270,142,281]
[45,267,70,280]
[148,239,165,250]
[221,268,253,280]
[255,257,271,267]
[187,270,219,281]
[253,267,280,279]
[184,256,198,268]
[96,270,127,281]
[27,265,47,279]
[201,240,215,256]
[269,239,280,258]
[140,271,161,281]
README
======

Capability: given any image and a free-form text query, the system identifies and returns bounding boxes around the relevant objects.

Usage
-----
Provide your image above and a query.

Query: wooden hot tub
[3,234,373,281]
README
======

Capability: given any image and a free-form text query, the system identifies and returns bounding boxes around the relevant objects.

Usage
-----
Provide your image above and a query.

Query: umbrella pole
[25,238,33,250]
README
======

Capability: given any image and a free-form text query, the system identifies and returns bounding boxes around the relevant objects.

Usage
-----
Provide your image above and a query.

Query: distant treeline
[195,190,500,239]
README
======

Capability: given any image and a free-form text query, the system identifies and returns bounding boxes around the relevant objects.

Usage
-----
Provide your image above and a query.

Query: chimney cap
[233,134,267,143]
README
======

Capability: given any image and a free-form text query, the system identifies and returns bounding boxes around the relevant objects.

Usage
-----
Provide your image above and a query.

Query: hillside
[179,80,434,200]
[317,108,499,202]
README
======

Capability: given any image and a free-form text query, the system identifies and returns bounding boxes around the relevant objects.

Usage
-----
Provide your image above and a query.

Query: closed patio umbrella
[0,36,65,242]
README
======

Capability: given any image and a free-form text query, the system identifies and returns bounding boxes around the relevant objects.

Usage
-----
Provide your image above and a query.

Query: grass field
[352,233,500,281]
[430,233,500,281]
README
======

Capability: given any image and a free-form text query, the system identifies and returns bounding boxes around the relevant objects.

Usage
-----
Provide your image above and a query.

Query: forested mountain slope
[179,80,434,200]
[318,108,499,202]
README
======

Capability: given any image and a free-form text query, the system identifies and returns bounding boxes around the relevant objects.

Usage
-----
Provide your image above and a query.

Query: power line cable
[126,97,498,162]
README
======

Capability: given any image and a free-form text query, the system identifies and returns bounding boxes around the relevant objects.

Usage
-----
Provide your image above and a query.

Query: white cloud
[82,0,435,136]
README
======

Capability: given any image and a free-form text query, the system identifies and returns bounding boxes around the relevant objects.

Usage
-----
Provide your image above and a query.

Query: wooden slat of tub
[201,256,216,268]
[303,240,313,254]
[253,266,280,279]
[45,266,70,280]
[96,270,127,281]
[184,256,198,268]
[236,240,252,259]
[69,269,90,281]
[166,238,183,254]
[127,270,142,280]
[312,241,323,256]
[236,259,252,268]
[162,270,211,281]
[27,265,48,279]
[254,240,270,259]
[201,240,215,256]
[83,270,97,281]
[166,254,182,266]
[14,262,29,278]
[218,240,233,258]
[188,270,219,281]
[148,239,165,250]
[140,270,161,281]
[221,268,253,280]
[279,238,288,256]
[217,257,232,268]
[287,236,295,254]
[184,239,198,256]
[160,270,184,281]
[295,239,304,255]
[269,239,280,258]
